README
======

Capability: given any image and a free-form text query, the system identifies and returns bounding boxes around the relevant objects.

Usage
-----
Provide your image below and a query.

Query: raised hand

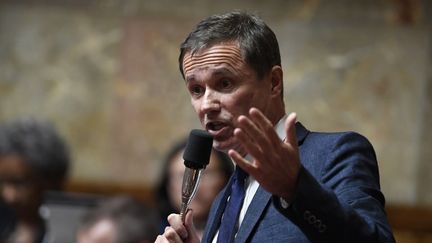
[228,108,301,202]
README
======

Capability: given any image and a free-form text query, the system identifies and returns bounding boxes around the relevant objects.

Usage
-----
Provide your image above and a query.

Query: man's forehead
[182,43,245,79]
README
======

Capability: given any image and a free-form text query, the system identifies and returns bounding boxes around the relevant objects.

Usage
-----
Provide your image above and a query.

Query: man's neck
[269,111,286,127]
[265,100,286,126]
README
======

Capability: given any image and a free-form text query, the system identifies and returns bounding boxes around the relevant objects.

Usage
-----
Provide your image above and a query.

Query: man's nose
[201,90,220,113]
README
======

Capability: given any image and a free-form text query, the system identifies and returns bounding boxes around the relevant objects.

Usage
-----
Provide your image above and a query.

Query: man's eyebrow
[185,75,195,83]
[185,67,235,83]
[213,67,234,76]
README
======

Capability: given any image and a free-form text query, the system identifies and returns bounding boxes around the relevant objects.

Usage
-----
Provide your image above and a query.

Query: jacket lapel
[203,176,234,242]
[295,122,309,146]
[235,186,272,243]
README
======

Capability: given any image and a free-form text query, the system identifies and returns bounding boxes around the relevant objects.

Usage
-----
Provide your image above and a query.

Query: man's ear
[270,65,283,97]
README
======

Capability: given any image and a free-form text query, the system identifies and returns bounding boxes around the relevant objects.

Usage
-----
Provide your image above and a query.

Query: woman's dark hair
[0,118,70,189]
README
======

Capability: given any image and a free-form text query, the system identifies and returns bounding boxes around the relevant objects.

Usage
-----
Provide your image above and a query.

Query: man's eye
[220,79,232,89]
[190,85,204,95]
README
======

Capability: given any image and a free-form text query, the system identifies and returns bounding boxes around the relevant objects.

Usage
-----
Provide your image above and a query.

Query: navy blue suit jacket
[202,123,395,242]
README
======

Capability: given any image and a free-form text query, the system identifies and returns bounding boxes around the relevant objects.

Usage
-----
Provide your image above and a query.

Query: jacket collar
[295,122,309,146]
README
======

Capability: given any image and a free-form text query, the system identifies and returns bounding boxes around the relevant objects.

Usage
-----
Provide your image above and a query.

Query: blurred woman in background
[0,118,70,243]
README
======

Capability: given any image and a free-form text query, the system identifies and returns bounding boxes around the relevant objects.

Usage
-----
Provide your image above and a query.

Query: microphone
[179,129,213,222]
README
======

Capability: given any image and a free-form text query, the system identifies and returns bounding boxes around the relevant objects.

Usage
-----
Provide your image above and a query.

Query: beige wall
[0,0,431,205]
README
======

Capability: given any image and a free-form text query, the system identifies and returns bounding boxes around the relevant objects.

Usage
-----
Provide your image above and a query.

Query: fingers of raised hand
[228,149,256,171]
[235,108,280,159]
[249,108,281,145]
[233,126,263,160]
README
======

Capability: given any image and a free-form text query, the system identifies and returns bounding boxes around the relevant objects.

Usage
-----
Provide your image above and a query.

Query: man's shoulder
[298,124,376,169]
[300,123,372,147]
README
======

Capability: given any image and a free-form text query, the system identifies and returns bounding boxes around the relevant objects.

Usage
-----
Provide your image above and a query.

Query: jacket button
[308,215,316,224]
[303,210,311,220]
[318,224,327,233]
[314,219,322,228]
[279,197,290,209]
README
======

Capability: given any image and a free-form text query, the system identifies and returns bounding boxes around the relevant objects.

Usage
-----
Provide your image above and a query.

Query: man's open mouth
[205,121,229,136]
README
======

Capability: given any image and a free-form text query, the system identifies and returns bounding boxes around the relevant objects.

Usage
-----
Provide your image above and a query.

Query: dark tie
[217,166,248,243]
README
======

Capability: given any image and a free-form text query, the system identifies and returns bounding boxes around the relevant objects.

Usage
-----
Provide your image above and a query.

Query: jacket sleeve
[272,132,396,243]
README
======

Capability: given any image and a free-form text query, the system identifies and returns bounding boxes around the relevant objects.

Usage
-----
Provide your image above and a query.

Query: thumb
[184,209,195,230]
[184,209,200,243]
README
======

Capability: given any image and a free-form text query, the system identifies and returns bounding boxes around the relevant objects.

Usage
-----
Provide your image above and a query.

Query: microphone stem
[180,167,202,222]
[180,202,188,222]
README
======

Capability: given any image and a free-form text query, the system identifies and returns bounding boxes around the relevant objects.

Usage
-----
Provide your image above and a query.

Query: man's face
[182,42,273,154]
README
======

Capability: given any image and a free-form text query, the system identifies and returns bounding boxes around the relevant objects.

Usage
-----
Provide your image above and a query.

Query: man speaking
[156,11,395,243]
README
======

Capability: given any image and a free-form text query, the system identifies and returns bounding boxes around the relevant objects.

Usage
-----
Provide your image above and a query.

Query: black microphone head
[183,129,213,169]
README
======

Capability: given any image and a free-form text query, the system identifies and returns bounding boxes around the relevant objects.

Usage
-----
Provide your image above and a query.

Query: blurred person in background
[76,195,160,243]
[156,138,233,239]
[0,118,70,243]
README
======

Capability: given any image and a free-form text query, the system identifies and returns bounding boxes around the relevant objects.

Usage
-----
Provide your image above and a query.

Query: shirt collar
[275,114,288,141]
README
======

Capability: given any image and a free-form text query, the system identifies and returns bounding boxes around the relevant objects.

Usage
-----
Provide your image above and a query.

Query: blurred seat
[41,191,104,243]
